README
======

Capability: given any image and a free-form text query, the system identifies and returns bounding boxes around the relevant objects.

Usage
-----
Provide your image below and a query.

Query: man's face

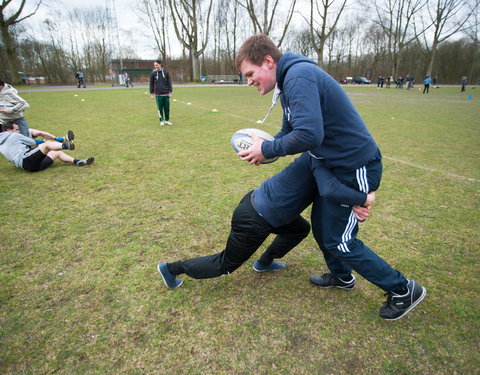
[153,62,161,70]
[7,124,20,133]
[239,57,277,95]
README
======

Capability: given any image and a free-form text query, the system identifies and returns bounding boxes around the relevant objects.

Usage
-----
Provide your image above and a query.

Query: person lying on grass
[0,121,94,172]
[158,152,372,289]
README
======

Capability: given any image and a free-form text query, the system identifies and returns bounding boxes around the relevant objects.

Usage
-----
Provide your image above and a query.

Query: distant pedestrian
[423,76,431,94]
[124,72,133,88]
[396,76,404,89]
[75,69,86,88]
[406,74,414,90]
[386,76,391,88]
[149,59,173,126]
[461,76,467,93]
[377,75,384,88]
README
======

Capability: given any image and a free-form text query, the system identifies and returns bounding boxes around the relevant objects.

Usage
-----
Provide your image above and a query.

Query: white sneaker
[160,121,165,126]
[165,121,173,125]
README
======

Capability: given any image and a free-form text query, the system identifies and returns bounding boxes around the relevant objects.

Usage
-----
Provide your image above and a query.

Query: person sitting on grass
[0,121,94,172]
[158,152,373,290]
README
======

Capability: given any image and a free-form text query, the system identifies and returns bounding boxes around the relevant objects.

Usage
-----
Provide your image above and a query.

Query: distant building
[109,59,188,84]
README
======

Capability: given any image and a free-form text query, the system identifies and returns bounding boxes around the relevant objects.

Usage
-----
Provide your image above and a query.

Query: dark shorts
[22,148,54,172]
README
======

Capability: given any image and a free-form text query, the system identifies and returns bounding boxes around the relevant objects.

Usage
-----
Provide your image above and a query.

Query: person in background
[149,60,173,126]
[0,121,94,172]
[0,78,31,137]
[423,75,431,94]
[386,76,392,88]
[406,74,414,90]
[124,72,133,88]
[75,69,86,88]
[460,76,467,93]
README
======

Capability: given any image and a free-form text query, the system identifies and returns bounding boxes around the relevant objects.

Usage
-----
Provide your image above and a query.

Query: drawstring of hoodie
[262,84,281,123]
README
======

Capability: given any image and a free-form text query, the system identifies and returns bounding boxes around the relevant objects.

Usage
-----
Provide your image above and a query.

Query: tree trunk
[192,52,200,81]
[0,25,20,83]
[426,42,438,77]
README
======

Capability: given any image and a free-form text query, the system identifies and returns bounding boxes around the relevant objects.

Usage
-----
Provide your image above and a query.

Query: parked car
[340,76,353,84]
[352,77,371,84]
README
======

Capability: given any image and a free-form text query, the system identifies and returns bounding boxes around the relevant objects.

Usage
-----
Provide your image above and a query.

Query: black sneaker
[379,279,426,321]
[310,273,356,289]
[76,157,94,166]
[64,130,75,150]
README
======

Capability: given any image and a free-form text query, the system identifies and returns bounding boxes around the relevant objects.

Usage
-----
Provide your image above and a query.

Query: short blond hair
[235,34,282,69]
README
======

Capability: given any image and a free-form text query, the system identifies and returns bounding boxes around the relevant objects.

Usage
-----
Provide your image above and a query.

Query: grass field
[1,84,479,374]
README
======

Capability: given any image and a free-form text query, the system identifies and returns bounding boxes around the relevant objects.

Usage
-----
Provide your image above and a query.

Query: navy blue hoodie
[261,53,379,170]
[253,153,366,228]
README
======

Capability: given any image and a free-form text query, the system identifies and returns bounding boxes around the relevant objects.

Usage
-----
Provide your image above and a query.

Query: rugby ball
[231,128,279,164]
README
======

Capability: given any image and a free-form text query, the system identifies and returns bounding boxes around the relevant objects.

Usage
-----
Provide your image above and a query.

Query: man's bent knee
[47,150,61,160]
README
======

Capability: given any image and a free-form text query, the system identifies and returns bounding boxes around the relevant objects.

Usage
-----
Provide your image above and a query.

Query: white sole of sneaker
[310,281,355,290]
[253,266,284,272]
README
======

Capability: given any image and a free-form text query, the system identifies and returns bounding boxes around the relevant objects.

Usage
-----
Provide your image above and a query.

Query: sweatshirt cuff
[261,141,275,159]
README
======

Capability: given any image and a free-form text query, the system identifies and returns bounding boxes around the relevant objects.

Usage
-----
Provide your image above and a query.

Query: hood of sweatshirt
[276,52,317,91]
[0,131,13,145]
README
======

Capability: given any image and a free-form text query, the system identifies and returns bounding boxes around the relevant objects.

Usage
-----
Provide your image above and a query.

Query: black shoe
[64,130,75,150]
[77,157,94,166]
[379,279,426,321]
[310,273,355,289]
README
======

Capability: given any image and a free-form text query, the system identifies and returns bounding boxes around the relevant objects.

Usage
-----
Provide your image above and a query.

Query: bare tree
[464,5,480,82]
[0,0,41,83]
[138,0,169,60]
[168,0,214,81]
[209,0,246,73]
[67,7,112,83]
[285,28,316,58]
[370,0,429,79]
[307,0,348,66]
[362,23,389,78]
[236,0,297,47]
[418,0,480,76]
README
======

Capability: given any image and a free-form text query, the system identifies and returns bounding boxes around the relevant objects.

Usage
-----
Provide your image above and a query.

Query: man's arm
[30,129,56,140]
[238,78,324,165]
[315,165,367,206]
[0,92,29,115]
[314,163,377,222]
[353,192,375,222]
[149,72,155,95]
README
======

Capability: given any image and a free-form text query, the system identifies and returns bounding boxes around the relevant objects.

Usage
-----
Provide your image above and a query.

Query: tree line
[1,0,479,85]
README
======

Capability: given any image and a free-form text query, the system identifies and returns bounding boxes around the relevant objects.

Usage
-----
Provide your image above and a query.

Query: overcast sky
[20,0,163,59]
[18,0,309,60]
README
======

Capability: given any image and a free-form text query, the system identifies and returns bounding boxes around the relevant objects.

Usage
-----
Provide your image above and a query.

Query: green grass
[1,85,479,374]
